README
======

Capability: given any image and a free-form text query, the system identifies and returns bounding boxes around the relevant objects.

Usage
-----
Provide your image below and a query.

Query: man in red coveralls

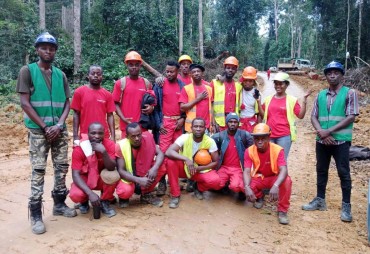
[112,51,154,138]
[70,123,117,218]
[243,123,292,225]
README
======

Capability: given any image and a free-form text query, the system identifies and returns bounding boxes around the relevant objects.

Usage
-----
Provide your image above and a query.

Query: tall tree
[179,0,183,55]
[39,0,45,30]
[357,0,363,66]
[198,0,204,62]
[73,0,81,76]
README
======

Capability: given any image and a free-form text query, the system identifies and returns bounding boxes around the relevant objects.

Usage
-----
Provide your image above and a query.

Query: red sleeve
[262,103,265,111]
[293,101,301,116]
[112,80,122,102]
[115,143,123,158]
[178,88,189,103]
[71,147,86,170]
[70,87,82,111]
[277,150,287,167]
[106,140,116,159]
[105,91,116,113]
[244,150,253,169]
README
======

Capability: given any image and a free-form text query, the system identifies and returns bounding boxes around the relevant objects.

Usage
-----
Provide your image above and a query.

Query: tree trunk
[39,0,45,30]
[73,0,81,77]
[357,0,362,67]
[274,0,278,42]
[179,0,183,55]
[198,0,204,62]
[297,26,302,58]
[141,60,163,78]
[62,6,66,30]
[290,17,294,59]
[345,0,350,71]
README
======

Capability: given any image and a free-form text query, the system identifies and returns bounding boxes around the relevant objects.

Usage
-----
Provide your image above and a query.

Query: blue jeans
[270,135,292,160]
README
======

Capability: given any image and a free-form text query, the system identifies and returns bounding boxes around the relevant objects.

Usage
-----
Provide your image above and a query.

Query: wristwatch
[56,123,64,130]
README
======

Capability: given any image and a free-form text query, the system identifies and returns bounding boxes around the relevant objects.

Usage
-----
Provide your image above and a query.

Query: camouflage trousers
[28,129,69,202]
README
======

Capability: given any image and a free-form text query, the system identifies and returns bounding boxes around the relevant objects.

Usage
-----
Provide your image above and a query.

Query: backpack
[119,76,151,103]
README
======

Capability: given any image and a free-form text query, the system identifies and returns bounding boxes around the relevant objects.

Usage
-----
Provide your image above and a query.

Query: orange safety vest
[247,143,283,178]
[183,83,213,132]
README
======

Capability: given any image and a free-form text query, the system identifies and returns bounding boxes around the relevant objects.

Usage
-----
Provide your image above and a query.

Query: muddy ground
[0,73,370,253]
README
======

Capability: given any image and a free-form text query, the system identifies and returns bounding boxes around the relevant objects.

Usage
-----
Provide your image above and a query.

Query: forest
[1,0,369,92]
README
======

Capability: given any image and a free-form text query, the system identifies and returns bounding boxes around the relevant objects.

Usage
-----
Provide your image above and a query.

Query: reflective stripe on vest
[248,143,283,177]
[184,84,213,132]
[181,133,213,178]
[317,86,352,141]
[118,139,133,183]
[263,95,298,141]
[212,79,242,126]
[25,63,66,129]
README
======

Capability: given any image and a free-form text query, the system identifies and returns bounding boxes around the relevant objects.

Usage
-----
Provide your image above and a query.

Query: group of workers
[17,32,359,235]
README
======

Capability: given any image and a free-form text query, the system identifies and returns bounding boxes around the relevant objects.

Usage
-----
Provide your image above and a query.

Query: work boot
[186,179,195,193]
[156,181,167,196]
[79,201,90,214]
[29,201,46,235]
[169,197,180,209]
[118,198,130,208]
[51,190,77,217]
[194,183,204,200]
[253,197,264,209]
[278,211,289,225]
[140,193,164,207]
[302,197,327,211]
[101,200,116,218]
[341,202,353,222]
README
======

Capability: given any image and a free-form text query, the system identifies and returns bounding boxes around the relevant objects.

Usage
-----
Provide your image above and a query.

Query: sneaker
[79,201,90,214]
[100,200,116,218]
[341,202,353,222]
[118,198,129,208]
[140,194,164,207]
[186,180,195,193]
[194,188,204,200]
[253,198,264,209]
[169,197,180,209]
[156,181,167,196]
[278,211,289,225]
[302,197,327,211]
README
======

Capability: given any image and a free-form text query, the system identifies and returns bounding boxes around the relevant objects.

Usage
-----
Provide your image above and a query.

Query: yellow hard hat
[124,51,143,64]
[224,56,239,67]
[178,55,193,64]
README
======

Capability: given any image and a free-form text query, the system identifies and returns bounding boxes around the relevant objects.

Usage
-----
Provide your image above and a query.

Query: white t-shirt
[175,134,218,156]
[240,88,257,118]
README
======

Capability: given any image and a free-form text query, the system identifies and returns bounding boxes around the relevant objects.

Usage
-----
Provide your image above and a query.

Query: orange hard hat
[224,56,239,67]
[124,51,142,64]
[241,66,257,80]
[193,149,212,165]
[251,123,271,136]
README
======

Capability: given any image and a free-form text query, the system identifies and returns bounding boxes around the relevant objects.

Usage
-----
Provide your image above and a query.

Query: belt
[163,115,181,120]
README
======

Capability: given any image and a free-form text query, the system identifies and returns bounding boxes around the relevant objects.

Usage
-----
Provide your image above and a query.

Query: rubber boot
[29,201,46,235]
[101,200,117,218]
[51,190,77,217]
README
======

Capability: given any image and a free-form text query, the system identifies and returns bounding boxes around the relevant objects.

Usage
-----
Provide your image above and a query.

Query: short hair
[167,61,180,69]
[88,65,103,74]
[88,122,104,132]
[191,117,205,127]
[126,122,140,135]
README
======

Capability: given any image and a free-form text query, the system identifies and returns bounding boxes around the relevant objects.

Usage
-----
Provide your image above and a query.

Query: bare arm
[180,91,208,112]
[91,143,116,170]
[116,156,153,188]
[195,151,219,171]
[297,90,313,119]
[72,170,100,206]
[19,93,47,129]
[73,110,80,141]
[107,112,115,141]
[115,102,131,124]
[243,167,256,202]
[269,165,288,202]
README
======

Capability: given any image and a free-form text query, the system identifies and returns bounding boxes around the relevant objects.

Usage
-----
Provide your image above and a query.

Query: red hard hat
[193,149,212,165]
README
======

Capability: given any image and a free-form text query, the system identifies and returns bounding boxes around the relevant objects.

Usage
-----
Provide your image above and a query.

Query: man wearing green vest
[16,32,76,235]
[302,61,359,222]
[210,56,242,133]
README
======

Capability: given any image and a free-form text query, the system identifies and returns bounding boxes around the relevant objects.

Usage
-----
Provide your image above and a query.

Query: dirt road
[0,75,369,253]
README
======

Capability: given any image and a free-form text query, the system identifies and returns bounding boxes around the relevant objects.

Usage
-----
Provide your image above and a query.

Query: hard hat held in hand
[193,149,212,165]
[100,169,120,185]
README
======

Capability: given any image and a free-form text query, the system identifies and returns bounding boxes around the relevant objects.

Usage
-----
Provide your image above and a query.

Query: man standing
[16,32,76,234]
[71,65,115,144]
[115,123,166,208]
[243,123,292,225]
[212,113,253,199]
[302,61,359,222]
[70,123,117,218]
[112,51,154,138]
[153,61,186,195]
[165,118,221,208]
[210,56,242,132]
[177,55,193,85]
[179,64,213,133]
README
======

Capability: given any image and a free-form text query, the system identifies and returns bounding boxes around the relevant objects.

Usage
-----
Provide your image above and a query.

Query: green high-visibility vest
[317,86,353,141]
[24,63,66,129]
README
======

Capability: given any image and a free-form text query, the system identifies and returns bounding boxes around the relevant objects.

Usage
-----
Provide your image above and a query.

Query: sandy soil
[0,74,370,253]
